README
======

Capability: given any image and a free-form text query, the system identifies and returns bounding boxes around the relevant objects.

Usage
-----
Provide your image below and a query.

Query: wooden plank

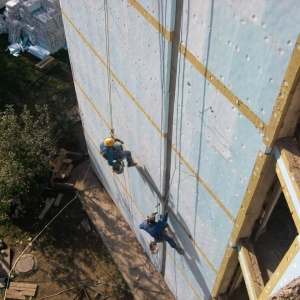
[5,289,26,300]
[9,282,37,289]
[65,164,73,177]
[38,197,55,219]
[54,193,63,206]
[35,56,57,72]
[8,289,36,296]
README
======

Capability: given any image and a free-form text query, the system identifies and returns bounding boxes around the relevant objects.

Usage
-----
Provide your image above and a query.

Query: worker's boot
[175,246,184,255]
[128,160,137,167]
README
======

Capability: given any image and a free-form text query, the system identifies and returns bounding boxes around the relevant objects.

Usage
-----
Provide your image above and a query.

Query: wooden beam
[238,238,264,300]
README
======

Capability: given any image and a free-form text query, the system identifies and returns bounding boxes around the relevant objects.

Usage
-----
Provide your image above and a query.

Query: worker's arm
[139,220,148,230]
[155,213,168,231]
[161,213,168,225]
[114,138,124,144]
[104,152,119,168]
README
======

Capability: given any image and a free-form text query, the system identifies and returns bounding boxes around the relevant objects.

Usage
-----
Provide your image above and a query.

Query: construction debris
[51,149,74,180]
[1,0,66,58]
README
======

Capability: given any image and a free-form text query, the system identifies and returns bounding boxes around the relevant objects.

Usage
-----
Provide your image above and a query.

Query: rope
[104,0,113,132]
[156,1,167,216]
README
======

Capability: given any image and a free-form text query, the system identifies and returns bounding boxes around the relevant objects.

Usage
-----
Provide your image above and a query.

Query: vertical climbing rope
[104,0,113,133]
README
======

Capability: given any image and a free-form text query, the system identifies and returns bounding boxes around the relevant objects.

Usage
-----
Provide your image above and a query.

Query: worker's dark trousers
[114,145,133,164]
[159,231,177,248]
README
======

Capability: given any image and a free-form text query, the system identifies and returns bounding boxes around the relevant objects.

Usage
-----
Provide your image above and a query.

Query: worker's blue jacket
[100,142,124,168]
[139,213,169,239]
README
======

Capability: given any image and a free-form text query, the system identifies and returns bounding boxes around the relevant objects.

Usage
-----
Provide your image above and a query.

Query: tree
[0,105,56,210]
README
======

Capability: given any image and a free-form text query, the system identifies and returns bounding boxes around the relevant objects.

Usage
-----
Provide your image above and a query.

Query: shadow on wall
[137,165,164,200]
[170,210,212,299]
[78,174,168,296]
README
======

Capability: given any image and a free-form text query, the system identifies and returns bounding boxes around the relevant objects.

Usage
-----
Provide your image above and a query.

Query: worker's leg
[122,150,132,163]
[160,231,184,254]
[160,231,177,248]
[123,150,137,167]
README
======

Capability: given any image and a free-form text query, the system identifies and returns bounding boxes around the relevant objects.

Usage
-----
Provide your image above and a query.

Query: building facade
[59,1,300,299]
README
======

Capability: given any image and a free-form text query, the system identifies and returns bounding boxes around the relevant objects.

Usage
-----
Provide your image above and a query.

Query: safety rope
[157,1,167,216]
[104,0,114,134]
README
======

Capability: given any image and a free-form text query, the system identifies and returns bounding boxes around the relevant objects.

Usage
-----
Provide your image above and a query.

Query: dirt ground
[267,276,300,300]
[0,193,133,300]
[0,123,134,300]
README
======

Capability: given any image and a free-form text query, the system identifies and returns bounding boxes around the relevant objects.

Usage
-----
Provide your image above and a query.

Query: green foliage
[0,105,56,205]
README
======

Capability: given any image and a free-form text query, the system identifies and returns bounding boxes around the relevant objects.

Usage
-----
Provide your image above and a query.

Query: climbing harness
[113,150,126,174]
[113,164,124,175]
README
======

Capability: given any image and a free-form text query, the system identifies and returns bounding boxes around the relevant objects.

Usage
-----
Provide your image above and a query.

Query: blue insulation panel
[60,0,300,299]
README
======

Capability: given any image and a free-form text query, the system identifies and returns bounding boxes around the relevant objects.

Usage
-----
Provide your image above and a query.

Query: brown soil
[0,193,133,300]
[267,277,300,300]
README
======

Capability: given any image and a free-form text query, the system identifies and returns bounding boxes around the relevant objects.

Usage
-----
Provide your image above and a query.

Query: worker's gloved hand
[115,138,124,144]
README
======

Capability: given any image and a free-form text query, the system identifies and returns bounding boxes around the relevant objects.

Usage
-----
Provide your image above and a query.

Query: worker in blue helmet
[100,137,136,174]
[139,211,184,254]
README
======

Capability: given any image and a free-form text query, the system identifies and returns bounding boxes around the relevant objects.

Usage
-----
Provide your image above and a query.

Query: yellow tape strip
[264,34,300,147]
[127,0,174,42]
[61,9,167,139]
[172,145,235,222]
[74,79,111,130]
[178,44,267,135]
[258,235,300,300]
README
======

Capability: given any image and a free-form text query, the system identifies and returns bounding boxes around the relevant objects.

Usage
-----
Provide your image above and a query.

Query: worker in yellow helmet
[100,137,136,174]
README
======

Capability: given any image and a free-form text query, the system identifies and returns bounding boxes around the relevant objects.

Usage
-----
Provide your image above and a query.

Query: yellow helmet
[104,137,115,147]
